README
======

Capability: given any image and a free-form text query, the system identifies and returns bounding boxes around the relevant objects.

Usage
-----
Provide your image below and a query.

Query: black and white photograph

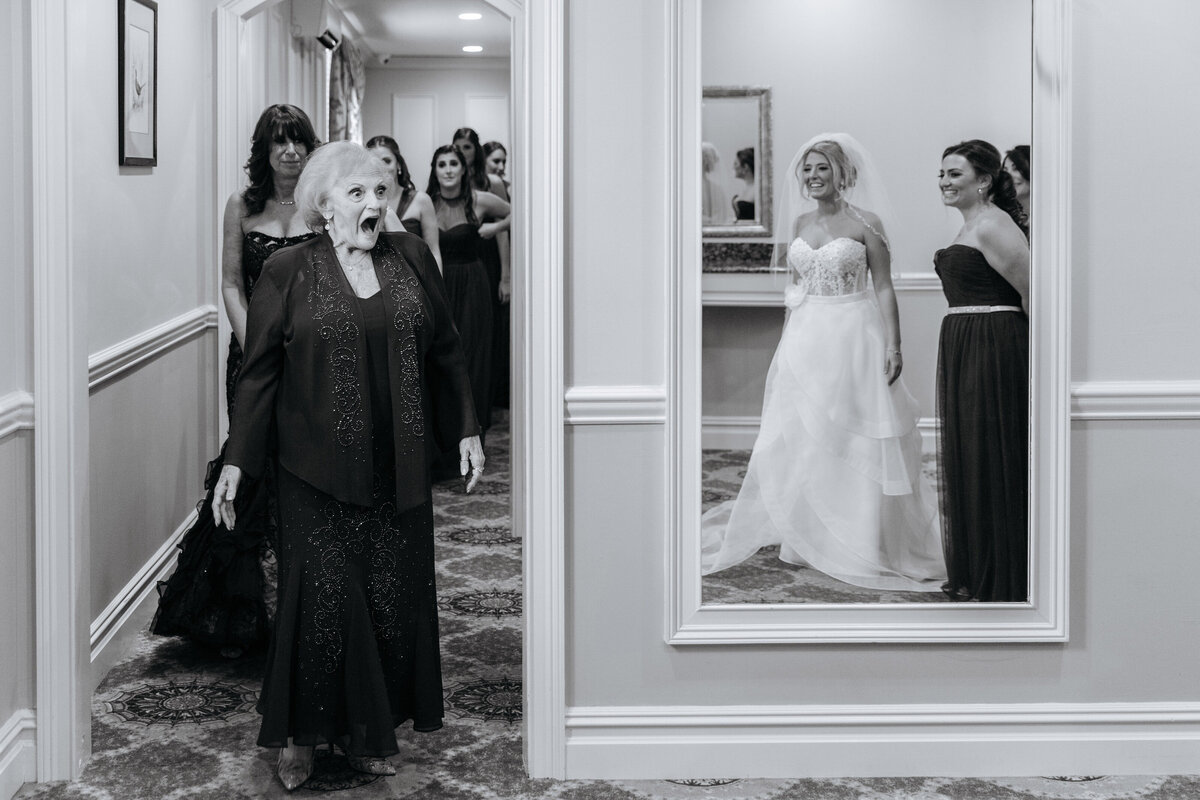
[4,0,1200,798]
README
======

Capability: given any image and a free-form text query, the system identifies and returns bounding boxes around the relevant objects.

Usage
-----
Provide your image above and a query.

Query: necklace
[277,198,295,206]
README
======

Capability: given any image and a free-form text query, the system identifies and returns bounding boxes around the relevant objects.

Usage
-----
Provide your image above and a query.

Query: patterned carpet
[701,448,951,605]
[15,418,1200,798]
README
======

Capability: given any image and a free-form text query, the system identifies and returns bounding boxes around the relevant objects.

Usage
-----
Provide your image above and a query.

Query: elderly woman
[212,141,484,790]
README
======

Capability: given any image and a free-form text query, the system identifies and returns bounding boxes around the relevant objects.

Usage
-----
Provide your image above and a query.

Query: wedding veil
[771,132,900,269]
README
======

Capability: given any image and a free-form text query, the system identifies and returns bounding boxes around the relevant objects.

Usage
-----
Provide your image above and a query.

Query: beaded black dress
[257,290,444,754]
[151,231,316,650]
[934,244,1029,602]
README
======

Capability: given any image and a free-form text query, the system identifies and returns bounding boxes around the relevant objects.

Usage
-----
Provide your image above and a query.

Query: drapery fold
[329,38,365,142]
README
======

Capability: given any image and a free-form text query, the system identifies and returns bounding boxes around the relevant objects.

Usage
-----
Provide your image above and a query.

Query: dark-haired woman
[482,139,513,410]
[152,104,320,655]
[366,134,442,271]
[1004,144,1031,234]
[731,147,757,221]
[428,144,510,459]
[935,139,1031,602]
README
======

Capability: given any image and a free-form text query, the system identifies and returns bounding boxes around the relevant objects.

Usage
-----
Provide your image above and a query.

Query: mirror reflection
[699,0,1032,606]
[702,87,771,234]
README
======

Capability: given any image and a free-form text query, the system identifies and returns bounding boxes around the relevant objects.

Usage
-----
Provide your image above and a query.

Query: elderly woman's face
[269,136,307,180]
[435,153,465,191]
[324,172,389,250]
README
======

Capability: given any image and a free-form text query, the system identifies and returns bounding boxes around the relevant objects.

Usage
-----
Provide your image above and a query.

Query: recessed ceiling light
[458,12,482,20]
[462,45,483,53]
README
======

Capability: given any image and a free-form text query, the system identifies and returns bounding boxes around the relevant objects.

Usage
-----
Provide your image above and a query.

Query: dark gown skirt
[934,244,1030,602]
[257,292,443,755]
[480,229,510,410]
[151,231,316,650]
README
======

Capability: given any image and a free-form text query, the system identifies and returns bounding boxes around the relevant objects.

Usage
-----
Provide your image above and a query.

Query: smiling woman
[211,140,487,789]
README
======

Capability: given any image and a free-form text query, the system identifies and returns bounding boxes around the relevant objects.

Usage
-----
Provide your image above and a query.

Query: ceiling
[335,0,511,62]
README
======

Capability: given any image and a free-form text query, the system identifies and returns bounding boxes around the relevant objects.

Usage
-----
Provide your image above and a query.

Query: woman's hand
[478,221,501,240]
[885,349,903,385]
[211,464,243,529]
[459,435,485,493]
[498,275,511,304]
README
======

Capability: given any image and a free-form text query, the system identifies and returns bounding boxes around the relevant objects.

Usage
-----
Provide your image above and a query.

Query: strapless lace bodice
[787,237,869,296]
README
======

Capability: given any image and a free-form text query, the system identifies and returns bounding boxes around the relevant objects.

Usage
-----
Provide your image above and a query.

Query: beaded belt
[946,305,1023,315]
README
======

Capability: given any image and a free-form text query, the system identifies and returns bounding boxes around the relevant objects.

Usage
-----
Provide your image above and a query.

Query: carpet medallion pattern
[16,418,1200,799]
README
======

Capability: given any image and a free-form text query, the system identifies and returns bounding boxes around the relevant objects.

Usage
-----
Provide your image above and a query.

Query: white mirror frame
[667,0,1072,644]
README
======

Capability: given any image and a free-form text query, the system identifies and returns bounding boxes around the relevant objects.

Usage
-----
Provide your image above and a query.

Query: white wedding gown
[701,237,945,591]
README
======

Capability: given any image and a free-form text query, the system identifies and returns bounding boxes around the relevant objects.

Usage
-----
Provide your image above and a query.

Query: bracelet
[887,348,902,355]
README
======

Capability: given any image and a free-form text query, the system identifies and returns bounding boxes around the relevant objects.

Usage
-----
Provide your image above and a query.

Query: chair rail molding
[1071,379,1200,420]
[88,306,219,392]
[0,710,37,800]
[0,391,34,441]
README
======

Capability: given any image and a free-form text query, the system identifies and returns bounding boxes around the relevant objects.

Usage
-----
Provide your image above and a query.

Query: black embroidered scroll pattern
[307,246,365,450]
[306,483,406,676]
[376,243,427,456]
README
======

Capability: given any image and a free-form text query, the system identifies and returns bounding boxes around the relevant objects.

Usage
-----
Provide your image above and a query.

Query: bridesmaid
[482,139,513,410]
[426,144,510,450]
[1004,144,1031,235]
[152,104,319,656]
[934,139,1031,602]
[365,134,442,271]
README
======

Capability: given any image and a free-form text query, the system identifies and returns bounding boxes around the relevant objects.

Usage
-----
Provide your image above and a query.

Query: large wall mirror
[669,0,1072,643]
[702,86,772,236]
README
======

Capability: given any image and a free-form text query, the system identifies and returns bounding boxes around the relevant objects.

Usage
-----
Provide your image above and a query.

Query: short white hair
[295,141,389,233]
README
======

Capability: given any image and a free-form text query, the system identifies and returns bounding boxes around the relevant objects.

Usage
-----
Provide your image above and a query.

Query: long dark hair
[1005,144,1031,182]
[452,126,490,191]
[242,104,318,216]
[942,139,1025,231]
[364,134,416,210]
[426,144,477,227]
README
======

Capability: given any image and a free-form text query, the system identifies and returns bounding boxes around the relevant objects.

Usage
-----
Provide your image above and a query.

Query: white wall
[63,0,223,652]
[361,61,510,179]
[562,0,1200,776]
[701,0,1032,426]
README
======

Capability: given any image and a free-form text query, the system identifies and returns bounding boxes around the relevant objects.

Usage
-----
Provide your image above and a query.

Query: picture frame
[118,0,158,167]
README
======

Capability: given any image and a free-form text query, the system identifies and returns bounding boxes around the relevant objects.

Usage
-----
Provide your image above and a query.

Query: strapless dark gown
[400,216,422,236]
[934,244,1029,602]
[733,198,755,221]
[152,230,317,650]
[439,223,493,432]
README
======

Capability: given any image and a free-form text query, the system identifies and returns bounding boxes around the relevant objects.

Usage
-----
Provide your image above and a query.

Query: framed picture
[118,0,158,166]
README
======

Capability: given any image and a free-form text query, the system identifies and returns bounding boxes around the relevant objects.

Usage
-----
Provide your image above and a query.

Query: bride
[701,133,945,592]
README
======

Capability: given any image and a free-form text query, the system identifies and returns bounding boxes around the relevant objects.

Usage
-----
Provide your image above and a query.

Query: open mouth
[360,213,381,235]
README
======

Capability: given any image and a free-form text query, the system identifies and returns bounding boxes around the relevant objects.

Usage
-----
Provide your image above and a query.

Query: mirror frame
[701,85,773,238]
[667,0,1072,644]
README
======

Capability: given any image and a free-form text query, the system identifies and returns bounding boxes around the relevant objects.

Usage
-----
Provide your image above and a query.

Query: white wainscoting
[89,510,197,676]
[564,386,667,425]
[0,392,34,441]
[563,702,1200,778]
[1071,380,1200,420]
[570,381,1200,431]
[0,709,36,800]
[88,306,219,392]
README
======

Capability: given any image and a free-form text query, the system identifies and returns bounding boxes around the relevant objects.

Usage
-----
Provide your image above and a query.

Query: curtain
[328,38,365,143]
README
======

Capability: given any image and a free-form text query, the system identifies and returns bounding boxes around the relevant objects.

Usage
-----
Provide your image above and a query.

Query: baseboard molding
[564,702,1200,778]
[564,385,667,425]
[0,392,34,442]
[702,415,938,453]
[88,305,219,392]
[89,510,197,669]
[1071,380,1200,420]
[0,710,36,800]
